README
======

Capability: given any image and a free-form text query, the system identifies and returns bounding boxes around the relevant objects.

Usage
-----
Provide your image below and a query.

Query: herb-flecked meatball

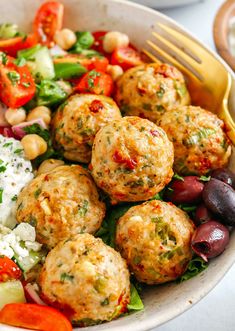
[91,116,174,203]
[39,234,130,326]
[52,94,122,163]
[16,165,105,249]
[157,106,231,175]
[115,63,190,122]
[115,200,195,284]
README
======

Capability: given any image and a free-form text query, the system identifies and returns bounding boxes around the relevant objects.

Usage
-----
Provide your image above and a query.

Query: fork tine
[152,31,203,76]
[145,39,197,80]
[141,49,162,64]
[158,23,219,66]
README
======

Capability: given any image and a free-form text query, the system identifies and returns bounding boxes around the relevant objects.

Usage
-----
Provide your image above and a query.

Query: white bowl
[0,0,234,331]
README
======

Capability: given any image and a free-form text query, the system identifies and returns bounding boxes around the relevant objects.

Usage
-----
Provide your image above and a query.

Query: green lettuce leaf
[127,283,144,311]
[177,257,208,283]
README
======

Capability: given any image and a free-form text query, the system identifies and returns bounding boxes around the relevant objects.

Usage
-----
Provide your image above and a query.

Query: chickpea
[56,80,73,95]
[103,31,129,53]
[37,159,65,175]
[107,65,124,81]
[27,106,51,126]
[21,134,47,160]
[5,107,26,126]
[54,28,77,50]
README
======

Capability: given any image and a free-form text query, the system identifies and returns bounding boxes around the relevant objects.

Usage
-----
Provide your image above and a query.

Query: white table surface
[152,1,235,330]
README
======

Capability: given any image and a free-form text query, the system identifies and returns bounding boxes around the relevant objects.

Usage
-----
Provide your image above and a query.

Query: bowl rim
[0,1,235,331]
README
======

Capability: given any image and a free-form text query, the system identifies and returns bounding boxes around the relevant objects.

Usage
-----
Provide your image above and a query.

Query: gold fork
[142,23,235,144]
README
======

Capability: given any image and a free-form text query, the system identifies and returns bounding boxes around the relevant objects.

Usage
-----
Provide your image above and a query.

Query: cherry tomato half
[0,256,22,282]
[111,46,143,70]
[0,34,37,57]
[33,1,64,47]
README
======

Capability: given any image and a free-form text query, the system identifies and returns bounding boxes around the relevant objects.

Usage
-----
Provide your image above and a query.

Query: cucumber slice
[13,249,45,273]
[0,280,26,309]
[18,45,55,80]
[33,47,55,80]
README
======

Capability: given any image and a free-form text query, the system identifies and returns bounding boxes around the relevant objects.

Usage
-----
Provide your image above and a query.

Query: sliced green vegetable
[0,23,18,39]
[36,79,67,106]
[0,281,26,309]
[176,257,208,283]
[18,44,42,60]
[18,45,55,80]
[69,31,94,54]
[127,283,144,311]
[54,62,87,79]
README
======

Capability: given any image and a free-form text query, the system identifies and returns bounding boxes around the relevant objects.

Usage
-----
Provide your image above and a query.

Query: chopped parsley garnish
[22,82,31,88]
[11,195,18,201]
[101,298,109,306]
[0,165,6,173]
[3,142,13,147]
[156,86,165,98]
[1,52,7,65]
[14,148,23,154]
[7,71,20,85]
[78,200,89,216]
[173,173,184,181]
[199,175,211,182]
[34,188,42,199]
[0,188,3,203]
[60,273,74,283]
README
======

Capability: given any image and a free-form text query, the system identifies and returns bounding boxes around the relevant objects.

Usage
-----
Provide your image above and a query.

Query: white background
[152,1,235,330]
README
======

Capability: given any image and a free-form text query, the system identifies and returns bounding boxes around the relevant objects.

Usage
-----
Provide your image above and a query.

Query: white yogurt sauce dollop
[0,135,34,228]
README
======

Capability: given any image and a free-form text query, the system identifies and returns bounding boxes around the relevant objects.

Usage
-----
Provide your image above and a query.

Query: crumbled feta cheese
[24,241,42,252]
[0,136,34,228]
[13,223,36,242]
[0,223,42,261]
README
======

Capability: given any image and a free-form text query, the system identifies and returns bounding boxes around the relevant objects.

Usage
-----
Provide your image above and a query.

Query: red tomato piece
[0,303,72,331]
[113,150,137,170]
[92,31,107,53]
[74,70,113,96]
[154,63,183,80]
[0,256,22,282]
[0,55,36,108]
[111,46,143,70]
[89,99,104,113]
[33,1,64,47]
[0,34,37,57]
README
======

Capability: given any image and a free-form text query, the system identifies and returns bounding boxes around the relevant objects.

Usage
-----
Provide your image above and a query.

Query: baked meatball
[157,106,231,175]
[16,165,105,249]
[115,200,195,284]
[115,63,190,122]
[91,116,174,203]
[40,233,130,326]
[52,94,122,163]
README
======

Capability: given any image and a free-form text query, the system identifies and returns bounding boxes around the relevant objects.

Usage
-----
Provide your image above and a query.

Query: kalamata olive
[211,168,235,188]
[202,178,235,226]
[194,204,213,226]
[191,220,229,261]
[165,176,204,204]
